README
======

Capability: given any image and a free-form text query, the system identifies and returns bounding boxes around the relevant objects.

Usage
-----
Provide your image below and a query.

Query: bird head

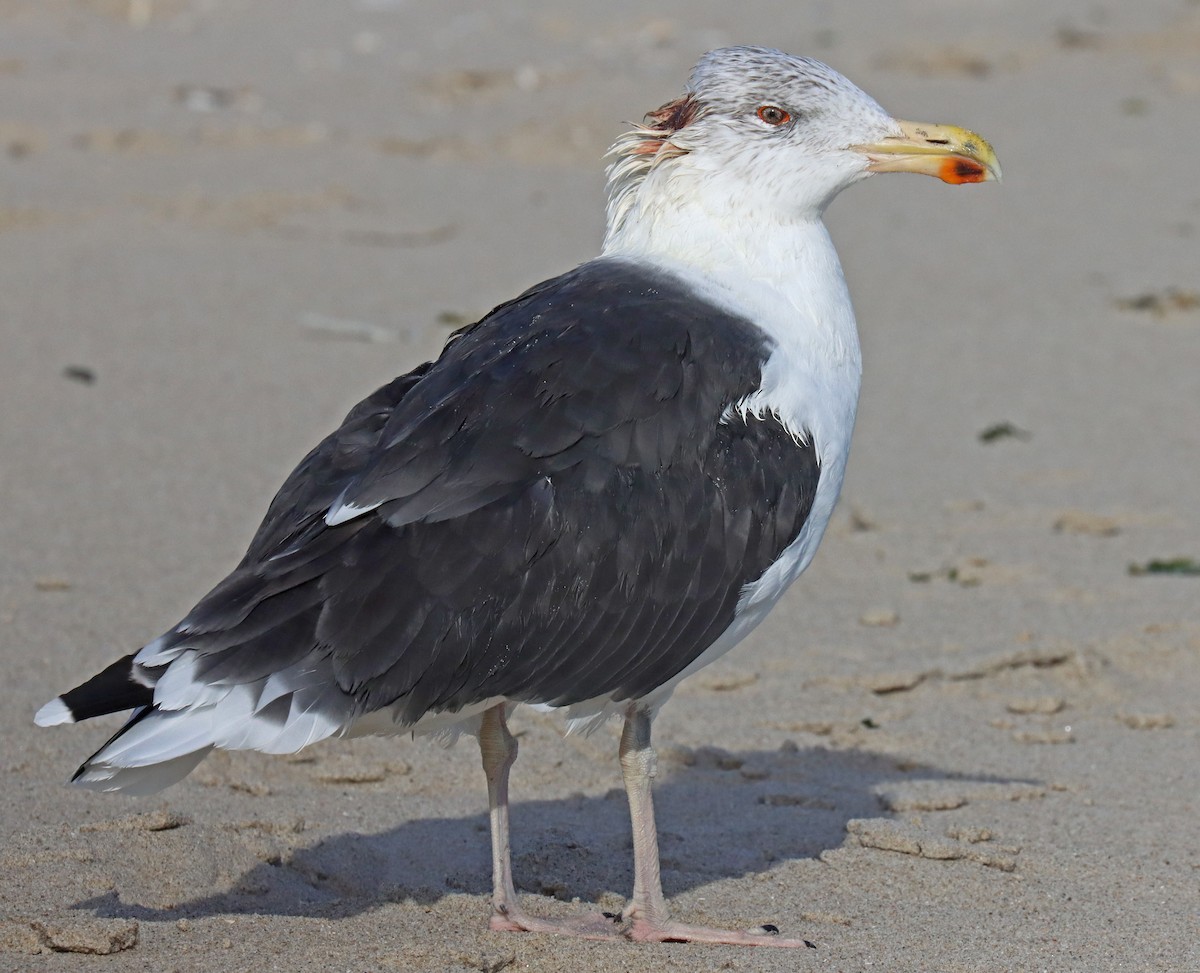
[605,46,999,236]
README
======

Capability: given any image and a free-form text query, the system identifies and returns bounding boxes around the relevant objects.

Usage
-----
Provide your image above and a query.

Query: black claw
[805,939,817,949]
[760,923,779,935]
[602,911,622,922]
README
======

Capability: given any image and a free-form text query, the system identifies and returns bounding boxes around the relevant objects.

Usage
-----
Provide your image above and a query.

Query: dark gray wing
[148,258,821,722]
[241,363,432,562]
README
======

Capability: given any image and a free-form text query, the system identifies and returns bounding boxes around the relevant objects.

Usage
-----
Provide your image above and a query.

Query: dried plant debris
[859,609,900,628]
[1118,712,1175,730]
[1053,511,1120,536]
[978,421,1031,443]
[1128,557,1200,576]
[907,558,991,586]
[1115,288,1199,317]
[62,364,96,384]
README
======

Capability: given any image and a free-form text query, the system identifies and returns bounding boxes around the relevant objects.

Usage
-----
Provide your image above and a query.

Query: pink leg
[478,705,621,940]
[618,709,814,947]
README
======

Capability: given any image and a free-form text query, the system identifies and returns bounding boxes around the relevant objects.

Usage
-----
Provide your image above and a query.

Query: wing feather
[60,258,821,765]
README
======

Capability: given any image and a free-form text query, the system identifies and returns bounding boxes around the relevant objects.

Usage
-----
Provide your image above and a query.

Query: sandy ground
[2,1,1199,970]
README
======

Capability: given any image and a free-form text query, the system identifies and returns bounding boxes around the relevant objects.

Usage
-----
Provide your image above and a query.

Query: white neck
[601,171,863,470]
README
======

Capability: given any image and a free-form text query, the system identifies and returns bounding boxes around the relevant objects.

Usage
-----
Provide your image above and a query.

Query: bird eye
[756,105,791,126]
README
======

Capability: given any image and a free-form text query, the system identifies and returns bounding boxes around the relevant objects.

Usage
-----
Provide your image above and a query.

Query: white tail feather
[154,653,227,710]
[74,653,356,793]
[95,709,223,767]
[74,747,214,796]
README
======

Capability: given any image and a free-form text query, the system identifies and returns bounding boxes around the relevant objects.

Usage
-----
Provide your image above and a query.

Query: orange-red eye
[756,105,791,126]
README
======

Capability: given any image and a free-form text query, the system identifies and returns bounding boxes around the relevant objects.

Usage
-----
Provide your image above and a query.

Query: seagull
[36,46,998,947]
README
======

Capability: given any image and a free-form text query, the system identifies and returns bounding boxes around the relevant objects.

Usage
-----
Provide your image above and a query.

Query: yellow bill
[854,120,1001,185]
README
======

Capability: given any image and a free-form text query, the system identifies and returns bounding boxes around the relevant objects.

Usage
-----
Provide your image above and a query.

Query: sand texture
[2,1,1198,970]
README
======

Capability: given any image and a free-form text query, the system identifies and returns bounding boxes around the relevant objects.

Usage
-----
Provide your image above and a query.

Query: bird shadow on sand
[76,744,1035,925]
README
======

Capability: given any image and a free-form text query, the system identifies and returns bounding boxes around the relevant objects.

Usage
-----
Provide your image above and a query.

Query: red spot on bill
[939,157,987,184]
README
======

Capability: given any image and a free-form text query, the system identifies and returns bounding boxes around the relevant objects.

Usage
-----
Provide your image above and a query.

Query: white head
[604,46,999,246]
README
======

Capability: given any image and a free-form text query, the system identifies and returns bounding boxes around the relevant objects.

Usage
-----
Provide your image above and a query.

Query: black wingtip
[47,654,153,725]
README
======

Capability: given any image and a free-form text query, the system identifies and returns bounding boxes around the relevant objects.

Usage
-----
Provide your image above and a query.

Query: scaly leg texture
[618,709,812,947]
[480,704,809,946]
[478,705,621,939]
